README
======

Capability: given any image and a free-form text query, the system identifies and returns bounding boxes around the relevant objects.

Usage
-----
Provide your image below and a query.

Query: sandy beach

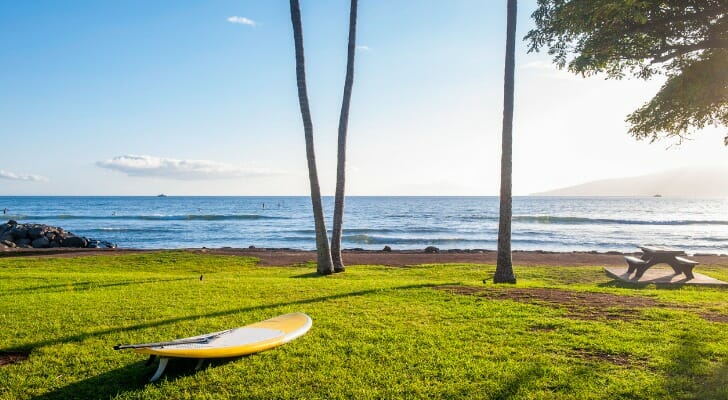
[2,247,727,268]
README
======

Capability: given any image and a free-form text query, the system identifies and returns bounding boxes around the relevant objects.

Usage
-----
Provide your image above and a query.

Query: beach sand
[2,247,727,268]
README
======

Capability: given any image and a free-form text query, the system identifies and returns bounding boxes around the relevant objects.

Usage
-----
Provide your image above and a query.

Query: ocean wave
[85,228,174,233]
[10,214,288,221]
[288,227,445,235]
[512,215,728,226]
[341,234,490,245]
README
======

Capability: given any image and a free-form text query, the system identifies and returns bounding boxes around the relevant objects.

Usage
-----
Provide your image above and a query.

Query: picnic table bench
[624,246,699,280]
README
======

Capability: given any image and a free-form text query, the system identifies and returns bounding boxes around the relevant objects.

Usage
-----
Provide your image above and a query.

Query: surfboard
[114,312,312,381]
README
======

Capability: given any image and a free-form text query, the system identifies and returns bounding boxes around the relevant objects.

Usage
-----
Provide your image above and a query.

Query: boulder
[0,221,115,250]
[28,226,46,239]
[61,236,88,248]
[31,237,50,248]
[11,227,29,240]
[0,223,12,235]
[424,246,440,254]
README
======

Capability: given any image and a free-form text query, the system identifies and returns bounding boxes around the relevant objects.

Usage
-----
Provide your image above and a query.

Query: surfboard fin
[149,357,169,382]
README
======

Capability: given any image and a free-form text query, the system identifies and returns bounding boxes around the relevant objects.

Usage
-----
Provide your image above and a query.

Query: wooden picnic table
[624,246,699,280]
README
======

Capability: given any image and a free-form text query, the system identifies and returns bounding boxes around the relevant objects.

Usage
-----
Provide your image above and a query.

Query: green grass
[0,251,726,399]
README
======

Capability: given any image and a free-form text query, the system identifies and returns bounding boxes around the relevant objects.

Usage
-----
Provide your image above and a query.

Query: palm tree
[289,0,334,275]
[494,0,517,284]
[330,0,358,273]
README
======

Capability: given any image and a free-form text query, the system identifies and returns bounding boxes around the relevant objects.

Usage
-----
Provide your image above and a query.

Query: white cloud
[356,45,371,51]
[227,16,256,26]
[96,155,273,180]
[0,169,46,181]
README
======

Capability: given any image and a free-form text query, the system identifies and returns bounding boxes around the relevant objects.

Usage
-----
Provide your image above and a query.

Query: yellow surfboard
[115,312,312,381]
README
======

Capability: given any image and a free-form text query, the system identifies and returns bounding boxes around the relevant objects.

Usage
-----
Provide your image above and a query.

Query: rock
[61,236,88,248]
[28,226,46,240]
[86,239,116,249]
[0,221,115,250]
[382,245,392,252]
[31,237,50,248]
[424,246,440,254]
[11,227,29,240]
[0,223,12,235]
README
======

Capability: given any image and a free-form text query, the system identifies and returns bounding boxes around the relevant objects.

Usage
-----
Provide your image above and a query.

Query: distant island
[533,166,728,197]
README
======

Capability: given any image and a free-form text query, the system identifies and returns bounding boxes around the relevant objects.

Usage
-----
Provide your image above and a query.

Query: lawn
[1,251,727,399]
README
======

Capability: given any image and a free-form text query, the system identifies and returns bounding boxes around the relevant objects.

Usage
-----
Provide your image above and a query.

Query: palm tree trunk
[331,0,358,273]
[289,0,334,275]
[494,0,517,284]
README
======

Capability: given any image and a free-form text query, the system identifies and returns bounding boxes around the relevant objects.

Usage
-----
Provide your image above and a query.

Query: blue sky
[1,0,726,195]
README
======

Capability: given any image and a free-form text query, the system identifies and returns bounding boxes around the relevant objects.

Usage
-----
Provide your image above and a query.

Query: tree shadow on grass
[0,277,192,296]
[30,360,150,400]
[2,283,449,353]
[662,331,728,399]
[487,366,544,400]
[31,357,243,399]
[13,283,451,398]
[697,359,728,399]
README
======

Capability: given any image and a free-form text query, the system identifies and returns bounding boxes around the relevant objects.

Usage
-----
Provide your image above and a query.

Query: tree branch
[650,38,728,64]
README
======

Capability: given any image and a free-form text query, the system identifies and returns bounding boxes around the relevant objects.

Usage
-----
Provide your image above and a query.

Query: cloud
[0,169,46,181]
[96,155,273,180]
[356,45,371,51]
[227,16,256,26]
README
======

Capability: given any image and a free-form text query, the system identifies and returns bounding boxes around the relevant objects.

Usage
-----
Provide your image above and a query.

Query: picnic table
[624,246,699,280]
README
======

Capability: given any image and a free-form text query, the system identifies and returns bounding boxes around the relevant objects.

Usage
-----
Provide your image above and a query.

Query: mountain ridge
[533,166,728,197]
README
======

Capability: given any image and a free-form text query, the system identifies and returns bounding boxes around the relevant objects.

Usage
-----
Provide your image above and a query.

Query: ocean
[1,196,726,254]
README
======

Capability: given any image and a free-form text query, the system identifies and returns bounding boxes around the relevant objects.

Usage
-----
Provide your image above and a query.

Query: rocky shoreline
[0,220,116,250]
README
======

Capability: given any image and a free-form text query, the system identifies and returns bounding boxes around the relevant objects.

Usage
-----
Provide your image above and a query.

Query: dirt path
[3,247,727,267]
